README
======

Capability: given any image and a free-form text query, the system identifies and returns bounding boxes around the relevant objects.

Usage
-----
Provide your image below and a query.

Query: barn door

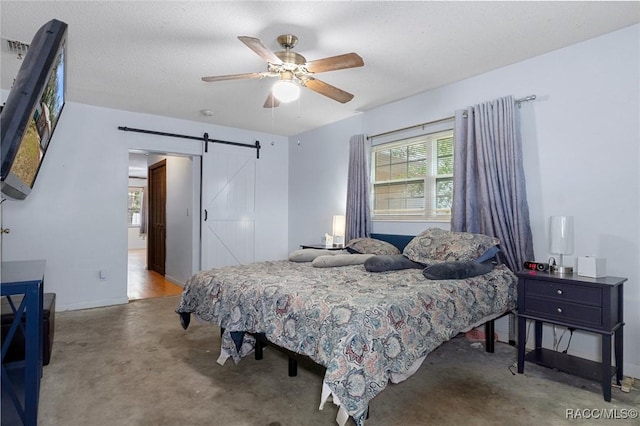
[201,144,255,270]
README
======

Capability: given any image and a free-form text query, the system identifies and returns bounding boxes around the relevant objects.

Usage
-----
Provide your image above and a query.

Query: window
[128,187,144,227]
[371,130,453,221]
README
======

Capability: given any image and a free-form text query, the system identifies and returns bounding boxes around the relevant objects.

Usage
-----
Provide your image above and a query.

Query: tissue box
[577,256,606,278]
[322,234,334,248]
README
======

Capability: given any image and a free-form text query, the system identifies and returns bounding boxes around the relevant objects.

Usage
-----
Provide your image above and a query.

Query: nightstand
[299,244,343,250]
[516,270,626,402]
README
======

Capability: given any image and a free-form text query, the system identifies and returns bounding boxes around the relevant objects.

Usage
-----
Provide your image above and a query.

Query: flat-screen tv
[1,19,67,200]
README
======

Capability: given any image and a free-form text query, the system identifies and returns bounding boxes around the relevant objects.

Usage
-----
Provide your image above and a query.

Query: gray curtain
[451,95,534,272]
[345,134,371,242]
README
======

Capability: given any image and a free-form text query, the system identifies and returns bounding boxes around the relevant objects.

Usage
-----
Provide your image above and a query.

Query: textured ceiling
[1,1,638,136]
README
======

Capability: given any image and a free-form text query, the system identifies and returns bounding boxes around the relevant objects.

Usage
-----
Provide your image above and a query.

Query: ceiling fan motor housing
[275,50,306,65]
[277,34,298,49]
[274,34,306,66]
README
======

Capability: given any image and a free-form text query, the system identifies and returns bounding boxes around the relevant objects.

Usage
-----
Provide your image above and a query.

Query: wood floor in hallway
[127,249,183,300]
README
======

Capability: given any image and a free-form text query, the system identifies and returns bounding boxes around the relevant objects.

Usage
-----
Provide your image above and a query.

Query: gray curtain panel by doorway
[451,95,534,272]
[345,134,371,242]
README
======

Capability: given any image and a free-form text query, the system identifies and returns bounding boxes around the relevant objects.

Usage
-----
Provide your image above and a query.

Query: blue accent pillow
[475,246,500,263]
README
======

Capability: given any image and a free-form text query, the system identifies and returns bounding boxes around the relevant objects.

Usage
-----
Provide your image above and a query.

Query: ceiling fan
[202,34,364,108]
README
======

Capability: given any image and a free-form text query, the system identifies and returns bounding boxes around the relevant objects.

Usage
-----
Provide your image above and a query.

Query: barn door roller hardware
[117,126,261,159]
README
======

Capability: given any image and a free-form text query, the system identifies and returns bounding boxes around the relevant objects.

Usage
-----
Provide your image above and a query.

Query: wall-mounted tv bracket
[118,126,261,159]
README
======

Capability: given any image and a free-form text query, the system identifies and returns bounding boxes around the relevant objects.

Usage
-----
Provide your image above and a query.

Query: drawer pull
[557,289,563,295]
[557,307,563,313]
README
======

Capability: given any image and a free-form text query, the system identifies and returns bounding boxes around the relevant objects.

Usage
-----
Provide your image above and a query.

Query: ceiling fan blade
[238,36,283,65]
[263,92,280,108]
[305,53,364,74]
[303,78,354,103]
[202,72,266,82]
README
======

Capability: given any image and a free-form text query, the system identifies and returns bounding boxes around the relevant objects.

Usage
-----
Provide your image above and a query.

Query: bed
[176,228,518,425]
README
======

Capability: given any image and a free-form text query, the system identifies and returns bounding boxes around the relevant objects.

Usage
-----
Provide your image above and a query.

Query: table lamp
[332,215,346,247]
[549,215,574,274]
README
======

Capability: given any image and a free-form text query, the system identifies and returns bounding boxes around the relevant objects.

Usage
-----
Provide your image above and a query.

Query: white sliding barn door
[201,144,255,270]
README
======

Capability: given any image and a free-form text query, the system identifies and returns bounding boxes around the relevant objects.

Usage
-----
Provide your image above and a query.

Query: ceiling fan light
[272,79,300,103]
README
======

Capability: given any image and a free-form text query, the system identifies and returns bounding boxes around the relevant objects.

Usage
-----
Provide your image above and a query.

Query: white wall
[127,227,146,250]
[288,25,640,378]
[147,154,194,287]
[1,100,289,311]
[288,115,362,250]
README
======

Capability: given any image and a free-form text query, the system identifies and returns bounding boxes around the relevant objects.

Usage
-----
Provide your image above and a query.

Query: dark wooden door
[147,160,166,275]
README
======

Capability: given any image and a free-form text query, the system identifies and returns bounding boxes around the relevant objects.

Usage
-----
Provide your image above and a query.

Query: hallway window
[128,187,144,226]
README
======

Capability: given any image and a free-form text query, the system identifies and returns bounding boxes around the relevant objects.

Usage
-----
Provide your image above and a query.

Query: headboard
[370,233,415,252]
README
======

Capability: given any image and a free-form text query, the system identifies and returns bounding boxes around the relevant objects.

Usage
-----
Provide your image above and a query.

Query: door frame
[126,149,202,297]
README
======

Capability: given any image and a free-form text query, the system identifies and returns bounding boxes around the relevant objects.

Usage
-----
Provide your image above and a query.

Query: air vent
[3,38,29,58]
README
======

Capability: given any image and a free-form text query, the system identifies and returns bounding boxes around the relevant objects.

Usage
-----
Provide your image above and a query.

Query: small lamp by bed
[549,215,574,275]
[332,215,346,247]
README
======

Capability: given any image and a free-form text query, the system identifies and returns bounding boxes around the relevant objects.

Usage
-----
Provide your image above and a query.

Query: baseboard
[165,274,185,287]
[624,363,640,381]
[57,296,129,312]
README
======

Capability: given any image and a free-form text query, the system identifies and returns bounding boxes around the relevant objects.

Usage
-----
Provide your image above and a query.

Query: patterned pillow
[403,228,499,264]
[345,238,401,255]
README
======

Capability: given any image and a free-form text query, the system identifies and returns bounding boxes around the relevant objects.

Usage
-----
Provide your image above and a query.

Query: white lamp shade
[549,216,574,255]
[272,80,300,103]
[332,215,346,237]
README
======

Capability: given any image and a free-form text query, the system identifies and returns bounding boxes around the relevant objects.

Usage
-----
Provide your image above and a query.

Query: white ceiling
[1,1,638,137]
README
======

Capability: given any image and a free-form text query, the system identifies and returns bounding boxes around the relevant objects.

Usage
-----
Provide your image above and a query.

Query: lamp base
[550,265,573,275]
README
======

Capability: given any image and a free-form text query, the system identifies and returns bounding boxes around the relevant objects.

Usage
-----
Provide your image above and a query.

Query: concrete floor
[32,296,639,425]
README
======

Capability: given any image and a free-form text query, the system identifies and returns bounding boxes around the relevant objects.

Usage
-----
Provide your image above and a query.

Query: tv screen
[1,19,67,200]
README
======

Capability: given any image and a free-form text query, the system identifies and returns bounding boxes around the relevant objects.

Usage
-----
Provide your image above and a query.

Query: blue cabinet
[1,260,45,426]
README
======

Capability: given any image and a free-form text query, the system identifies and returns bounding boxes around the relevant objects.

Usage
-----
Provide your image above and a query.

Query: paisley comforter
[176,260,517,425]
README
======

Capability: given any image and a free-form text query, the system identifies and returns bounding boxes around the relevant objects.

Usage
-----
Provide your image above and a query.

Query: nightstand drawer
[523,279,601,305]
[524,296,602,327]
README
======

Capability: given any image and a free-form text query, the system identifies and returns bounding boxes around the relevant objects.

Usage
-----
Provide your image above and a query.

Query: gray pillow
[422,261,494,280]
[364,255,425,272]
[312,254,375,268]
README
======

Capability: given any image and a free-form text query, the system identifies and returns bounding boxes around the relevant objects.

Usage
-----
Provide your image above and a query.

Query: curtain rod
[117,126,261,159]
[367,94,537,140]
[367,116,454,140]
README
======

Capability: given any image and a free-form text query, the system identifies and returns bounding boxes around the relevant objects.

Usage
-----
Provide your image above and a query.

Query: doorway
[126,151,199,301]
